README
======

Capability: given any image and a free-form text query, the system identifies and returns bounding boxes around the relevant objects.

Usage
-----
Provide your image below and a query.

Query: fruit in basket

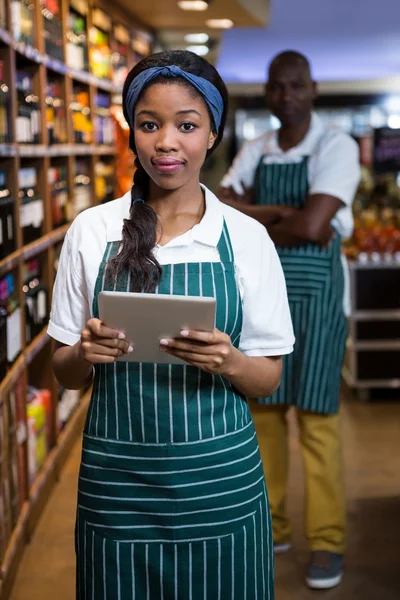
[354,227,376,253]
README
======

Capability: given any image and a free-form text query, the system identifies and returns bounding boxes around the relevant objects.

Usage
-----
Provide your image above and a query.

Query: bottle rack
[0,0,153,596]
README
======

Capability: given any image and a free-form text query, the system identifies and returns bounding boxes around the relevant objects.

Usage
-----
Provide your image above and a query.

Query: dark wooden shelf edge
[27,450,58,537]
[0,224,70,279]
[347,258,400,270]
[0,28,120,94]
[56,392,90,474]
[0,251,21,278]
[0,355,25,400]
[0,27,12,46]
[0,503,30,597]
[0,144,116,158]
[24,329,50,366]
[0,145,17,157]
[22,224,70,260]
[0,392,90,599]
[0,326,53,397]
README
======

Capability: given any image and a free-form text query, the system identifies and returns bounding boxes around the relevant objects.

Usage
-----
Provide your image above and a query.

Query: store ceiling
[118,0,267,30]
[115,0,400,86]
[217,0,400,84]
[115,0,269,65]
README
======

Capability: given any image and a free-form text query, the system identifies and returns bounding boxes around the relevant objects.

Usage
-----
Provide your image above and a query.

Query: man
[218,50,360,590]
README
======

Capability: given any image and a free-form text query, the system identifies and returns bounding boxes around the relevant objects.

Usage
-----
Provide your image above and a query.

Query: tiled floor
[10,392,400,599]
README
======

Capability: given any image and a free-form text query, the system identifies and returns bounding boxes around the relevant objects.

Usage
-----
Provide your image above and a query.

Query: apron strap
[216,219,234,263]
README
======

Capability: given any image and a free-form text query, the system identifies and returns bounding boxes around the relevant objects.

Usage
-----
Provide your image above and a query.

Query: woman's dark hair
[108,50,229,292]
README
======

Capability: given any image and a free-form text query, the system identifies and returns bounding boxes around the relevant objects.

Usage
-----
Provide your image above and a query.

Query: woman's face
[134,82,217,191]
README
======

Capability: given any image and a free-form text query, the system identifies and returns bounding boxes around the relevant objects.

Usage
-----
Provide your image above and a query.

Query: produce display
[343,169,400,261]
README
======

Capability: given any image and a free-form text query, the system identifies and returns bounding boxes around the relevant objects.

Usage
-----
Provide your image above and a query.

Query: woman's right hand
[79,318,133,365]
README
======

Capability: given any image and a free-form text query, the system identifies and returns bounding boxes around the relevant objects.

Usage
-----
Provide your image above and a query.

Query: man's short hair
[268,51,312,78]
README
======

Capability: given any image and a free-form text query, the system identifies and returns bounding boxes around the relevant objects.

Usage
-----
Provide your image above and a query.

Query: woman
[48,50,294,599]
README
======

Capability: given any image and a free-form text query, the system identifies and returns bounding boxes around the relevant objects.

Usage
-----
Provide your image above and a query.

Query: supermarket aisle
[10,392,400,600]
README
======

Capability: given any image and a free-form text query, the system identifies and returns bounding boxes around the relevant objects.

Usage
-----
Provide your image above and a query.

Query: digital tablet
[98,291,216,365]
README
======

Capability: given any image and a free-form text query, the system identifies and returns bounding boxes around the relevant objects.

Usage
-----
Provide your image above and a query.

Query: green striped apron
[76,220,274,599]
[255,156,347,414]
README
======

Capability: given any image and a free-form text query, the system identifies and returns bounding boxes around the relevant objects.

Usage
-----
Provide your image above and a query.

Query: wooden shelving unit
[0,0,153,597]
[343,258,400,401]
[0,391,91,600]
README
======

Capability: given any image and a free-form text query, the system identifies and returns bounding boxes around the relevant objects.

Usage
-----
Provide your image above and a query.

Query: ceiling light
[206,18,234,29]
[184,33,209,44]
[186,45,209,56]
[388,115,400,129]
[178,1,209,11]
[384,96,400,114]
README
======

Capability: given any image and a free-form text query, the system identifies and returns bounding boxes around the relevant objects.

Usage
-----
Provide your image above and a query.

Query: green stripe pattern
[76,220,273,598]
[255,157,347,414]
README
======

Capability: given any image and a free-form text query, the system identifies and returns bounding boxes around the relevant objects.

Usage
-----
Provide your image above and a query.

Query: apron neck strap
[216,219,234,263]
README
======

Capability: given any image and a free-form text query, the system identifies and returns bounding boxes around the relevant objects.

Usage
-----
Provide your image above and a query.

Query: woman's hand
[160,328,238,375]
[79,318,133,365]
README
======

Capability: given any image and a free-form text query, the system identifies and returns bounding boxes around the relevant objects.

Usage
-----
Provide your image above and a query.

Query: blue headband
[125,65,224,133]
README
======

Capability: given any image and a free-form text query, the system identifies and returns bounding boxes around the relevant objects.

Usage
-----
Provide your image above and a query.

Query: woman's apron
[76,220,273,599]
[254,156,347,414]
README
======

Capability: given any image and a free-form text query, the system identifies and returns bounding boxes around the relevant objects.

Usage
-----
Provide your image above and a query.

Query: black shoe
[306,551,344,589]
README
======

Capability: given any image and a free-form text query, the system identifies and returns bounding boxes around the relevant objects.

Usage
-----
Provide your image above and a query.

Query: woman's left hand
[160,329,237,375]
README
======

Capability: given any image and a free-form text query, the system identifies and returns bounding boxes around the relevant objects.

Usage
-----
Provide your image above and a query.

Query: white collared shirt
[48,185,295,357]
[221,112,361,239]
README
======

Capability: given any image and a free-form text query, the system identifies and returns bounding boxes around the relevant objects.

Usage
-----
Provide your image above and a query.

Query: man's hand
[217,181,253,205]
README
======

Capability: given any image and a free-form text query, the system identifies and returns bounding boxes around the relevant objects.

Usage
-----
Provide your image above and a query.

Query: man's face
[266,60,317,126]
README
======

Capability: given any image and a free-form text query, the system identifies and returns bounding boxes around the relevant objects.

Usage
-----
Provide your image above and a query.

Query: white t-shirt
[48,185,295,357]
[220,112,361,315]
[220,112,361,239]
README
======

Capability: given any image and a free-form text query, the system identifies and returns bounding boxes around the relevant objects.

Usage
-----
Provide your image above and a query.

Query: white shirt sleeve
[310,130,361,206]
[237,224,295,357]
[47,224,91,346]
[220,136,266,194]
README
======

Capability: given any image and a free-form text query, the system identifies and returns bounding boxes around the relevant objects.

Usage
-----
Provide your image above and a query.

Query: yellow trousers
[253,403,347,553]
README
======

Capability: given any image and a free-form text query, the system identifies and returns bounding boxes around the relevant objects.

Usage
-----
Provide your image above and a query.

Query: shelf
[0,28,121,94]
[0,250,21,277]
[0,502,30,598]
[0,5,152,597]
[40,55,68,76]
[348,259,400,270]
[68,144,116,156]
[0,27,12,46]
[27,447,58,537]
[0,145,17,157]
[25,329,50,366]
[0,144,116,158]
[0,225,70,277]
[0,391,91,595]
[22,225,70,260]
[18,145,63,158]
[0,354,25,401]
[347,339,400,351]
[0,327,51,398]
[351,310,400,321]
[69,68,119,93]
[342,365,400,390]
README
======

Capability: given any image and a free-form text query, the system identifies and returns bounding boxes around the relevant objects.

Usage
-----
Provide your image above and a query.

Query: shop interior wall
[201,92,391,192]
